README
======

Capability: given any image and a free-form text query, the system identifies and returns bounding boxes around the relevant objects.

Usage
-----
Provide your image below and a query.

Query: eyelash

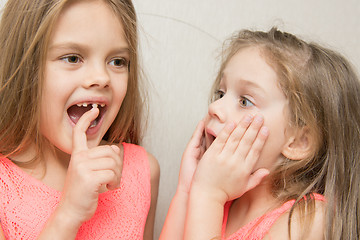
[214,90,225,100]
[213,90,254,108]
[60,55,130,69]
[239,96,254,107]
[109,57,129,68]
[61,54,82,64]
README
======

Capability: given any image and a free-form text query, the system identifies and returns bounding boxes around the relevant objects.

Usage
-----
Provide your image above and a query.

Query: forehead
[224,47,276,80]
[217,47,290,107]
[221,47,279,88]
[49,0,127,47]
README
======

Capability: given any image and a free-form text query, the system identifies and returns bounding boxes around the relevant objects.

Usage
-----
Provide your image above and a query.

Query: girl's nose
[83,62,110,89]
[208,97,227,123]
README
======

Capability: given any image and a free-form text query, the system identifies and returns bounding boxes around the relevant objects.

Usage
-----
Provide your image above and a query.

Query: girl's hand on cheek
[191,115,269,205]
[177,120,205,194]
[58,107,123,225]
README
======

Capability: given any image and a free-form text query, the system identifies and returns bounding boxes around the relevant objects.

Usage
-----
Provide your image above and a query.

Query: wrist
[176,185,190,198]
[38,205,81,239]
[189,182,228,206]
[52,203,83,232]
[185,183,225,239]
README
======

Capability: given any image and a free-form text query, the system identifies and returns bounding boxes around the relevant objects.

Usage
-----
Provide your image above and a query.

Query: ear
[282,126,314,160]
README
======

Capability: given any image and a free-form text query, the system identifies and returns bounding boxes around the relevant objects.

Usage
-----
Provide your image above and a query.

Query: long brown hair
[0,0,146,160]
[211,28,360,239]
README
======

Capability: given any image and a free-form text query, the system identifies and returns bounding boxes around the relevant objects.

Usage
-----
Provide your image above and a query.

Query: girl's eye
[214,90,225,100]
[239,96,254,107]
[61,55,81,64]
[110,57,129,68]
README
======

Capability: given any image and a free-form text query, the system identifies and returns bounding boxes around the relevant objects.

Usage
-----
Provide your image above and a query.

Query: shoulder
[146,152,160,185]
[120,142,160,187]
[122,142,160,182]
[143,152,160,239]
[265,199,325,240]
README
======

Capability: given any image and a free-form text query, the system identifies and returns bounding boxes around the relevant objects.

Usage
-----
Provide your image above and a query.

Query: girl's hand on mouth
[58,106,123,225]
[190,114,269,205]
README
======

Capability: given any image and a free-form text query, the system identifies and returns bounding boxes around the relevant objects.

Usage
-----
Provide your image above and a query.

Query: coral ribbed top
[222,193,325,239]
[0,143,151,239]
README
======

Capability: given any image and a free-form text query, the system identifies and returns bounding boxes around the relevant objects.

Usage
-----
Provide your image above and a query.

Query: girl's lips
[66,106,106,136]
[205,127,216,149]
[66,97,110,136]
[67,97,109,125]
[67,103,107,125]
[206,127,217,139]
[68,97,109,111]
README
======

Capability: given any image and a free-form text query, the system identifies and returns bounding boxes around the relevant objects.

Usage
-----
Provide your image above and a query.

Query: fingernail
[226,122,235,130]
[254,115,264,123]
[90,106,98,112]
[244,114,253,123]
[260,126,269,136]
[111,145,120,154]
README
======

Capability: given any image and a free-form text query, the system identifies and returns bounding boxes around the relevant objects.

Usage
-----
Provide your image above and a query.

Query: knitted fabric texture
[221,193,325,240]
[0,143,151,239]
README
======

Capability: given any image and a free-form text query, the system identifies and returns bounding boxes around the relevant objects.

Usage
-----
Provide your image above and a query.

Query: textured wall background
[0,0,358,239]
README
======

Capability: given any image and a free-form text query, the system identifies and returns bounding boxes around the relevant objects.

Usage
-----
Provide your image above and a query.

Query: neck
[9,140,71,191]
[49,145,71,169]
[239,184,277,211]
[11,140,71,166]
[225,178,279,236]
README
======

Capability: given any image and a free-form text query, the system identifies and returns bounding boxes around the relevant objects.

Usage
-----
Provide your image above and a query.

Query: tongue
[67,105,92,125]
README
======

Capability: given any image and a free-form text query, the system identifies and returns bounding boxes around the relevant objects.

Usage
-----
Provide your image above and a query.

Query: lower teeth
[90,119,98,128]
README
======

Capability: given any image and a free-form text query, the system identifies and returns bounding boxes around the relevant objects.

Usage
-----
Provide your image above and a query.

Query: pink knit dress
[222,193,325,239]
[0,143,151,239]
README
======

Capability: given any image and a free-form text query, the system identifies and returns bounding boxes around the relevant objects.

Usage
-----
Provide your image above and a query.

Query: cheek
[39,90,56,127]
[113,77,128,103]
[112,89,127,115]
[256,113,289,169]
[108,80,128,124]
[256,134,286,171]
[40,84,67,119]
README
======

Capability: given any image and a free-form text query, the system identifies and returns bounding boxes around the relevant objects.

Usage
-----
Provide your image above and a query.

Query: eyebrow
[48,42,130,55]
[237,79,266,94]
[221,73,266,95]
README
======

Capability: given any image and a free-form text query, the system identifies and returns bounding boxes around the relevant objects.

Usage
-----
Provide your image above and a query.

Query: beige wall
[134,0,360,238]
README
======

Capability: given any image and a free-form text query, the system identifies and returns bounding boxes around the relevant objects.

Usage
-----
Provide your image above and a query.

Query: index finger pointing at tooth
[72,106,100,153]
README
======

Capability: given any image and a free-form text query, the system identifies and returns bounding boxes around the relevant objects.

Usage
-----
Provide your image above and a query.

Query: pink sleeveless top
[222,193,325,239]
[0,143,151,240]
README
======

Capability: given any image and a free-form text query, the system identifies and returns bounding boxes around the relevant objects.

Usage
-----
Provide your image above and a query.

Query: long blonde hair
[211,28,360,239]
[0,0,145,160]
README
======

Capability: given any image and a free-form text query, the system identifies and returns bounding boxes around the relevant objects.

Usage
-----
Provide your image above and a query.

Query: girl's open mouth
[67,102,107,128]
[205,128,216,150]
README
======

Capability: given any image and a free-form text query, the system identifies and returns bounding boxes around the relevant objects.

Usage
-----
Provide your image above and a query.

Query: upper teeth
[76,103,105,108]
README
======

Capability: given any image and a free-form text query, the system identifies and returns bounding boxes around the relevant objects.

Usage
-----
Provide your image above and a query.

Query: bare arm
[36,206,82,239]
[159,189,190,240]
[160,121,205,240]
[144,153,160,240]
